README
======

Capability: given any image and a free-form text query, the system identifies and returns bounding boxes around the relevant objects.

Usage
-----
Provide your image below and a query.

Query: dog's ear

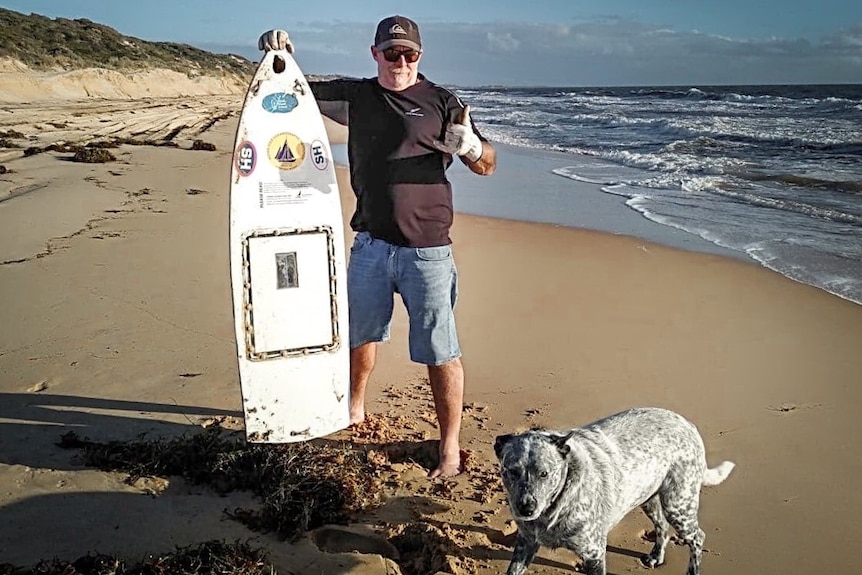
[551,430,578,457]
[494,434,513,458]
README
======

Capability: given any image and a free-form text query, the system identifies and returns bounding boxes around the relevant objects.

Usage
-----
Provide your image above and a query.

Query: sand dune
[0,58,247,103]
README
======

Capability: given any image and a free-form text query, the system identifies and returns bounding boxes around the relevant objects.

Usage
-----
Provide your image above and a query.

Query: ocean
[453,84,862,306]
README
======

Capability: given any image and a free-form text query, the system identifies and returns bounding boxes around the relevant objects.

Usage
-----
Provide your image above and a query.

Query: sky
[2,0,861,86]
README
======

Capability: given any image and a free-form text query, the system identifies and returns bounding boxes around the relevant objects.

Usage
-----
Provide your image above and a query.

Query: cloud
[200,18,862,86]
[822,24,862,50]
[486,32,520,53]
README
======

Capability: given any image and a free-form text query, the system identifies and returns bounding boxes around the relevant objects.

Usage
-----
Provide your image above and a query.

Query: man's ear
[494,434,514,459]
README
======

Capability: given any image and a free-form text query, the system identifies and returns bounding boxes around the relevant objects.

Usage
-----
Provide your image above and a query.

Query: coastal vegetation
[0,7,254,78]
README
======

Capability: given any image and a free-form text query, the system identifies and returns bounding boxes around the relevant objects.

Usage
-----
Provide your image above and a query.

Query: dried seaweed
[41,405,481,575]
[21,138,183,159]
[0,540,272,575]
[59,428,384,541]
[71,148,116,163]
[190,140,216,151]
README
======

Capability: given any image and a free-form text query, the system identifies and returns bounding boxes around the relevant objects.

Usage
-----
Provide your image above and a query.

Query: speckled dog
[494,407,734,575]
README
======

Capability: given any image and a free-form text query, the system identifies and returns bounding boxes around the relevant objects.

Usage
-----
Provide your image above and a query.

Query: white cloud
[486,32,520,53]
[210,18,862,86]
[822,25,862,49]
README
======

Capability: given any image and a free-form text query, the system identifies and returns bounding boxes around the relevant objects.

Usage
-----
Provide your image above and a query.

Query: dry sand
[1,85,862,575]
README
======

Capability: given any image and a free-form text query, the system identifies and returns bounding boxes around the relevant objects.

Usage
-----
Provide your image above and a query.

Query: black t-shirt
[310,75,484,247]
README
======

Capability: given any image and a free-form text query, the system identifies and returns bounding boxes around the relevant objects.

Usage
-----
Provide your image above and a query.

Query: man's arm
[308,79,361,103]
[435,104,496,175]
[460,141,496,175]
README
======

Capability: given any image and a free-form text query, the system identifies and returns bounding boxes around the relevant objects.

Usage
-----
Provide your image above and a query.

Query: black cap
[374,15,421,51]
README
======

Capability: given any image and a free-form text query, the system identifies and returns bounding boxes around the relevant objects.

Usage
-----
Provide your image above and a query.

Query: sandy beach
[2,82,862,575]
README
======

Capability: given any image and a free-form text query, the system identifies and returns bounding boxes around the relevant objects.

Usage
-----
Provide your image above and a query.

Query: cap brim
[377,39,421,51]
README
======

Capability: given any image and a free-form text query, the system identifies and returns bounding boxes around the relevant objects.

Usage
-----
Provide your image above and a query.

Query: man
[259,15,496,478]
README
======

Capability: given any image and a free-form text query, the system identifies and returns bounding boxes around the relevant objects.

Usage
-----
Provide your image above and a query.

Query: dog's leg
[660,486,706,575]
[506,532,540,575]
[675,525,705,575]
[569,539,607,575]
[579,552,607,575]
[640,493,670,568]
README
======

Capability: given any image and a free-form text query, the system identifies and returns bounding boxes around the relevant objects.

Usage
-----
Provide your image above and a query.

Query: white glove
[258,29,294,53]
[433,105,483,162]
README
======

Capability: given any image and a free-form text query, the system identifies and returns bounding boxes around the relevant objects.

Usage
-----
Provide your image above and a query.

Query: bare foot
[349,410,365,426]
[428,449,467,478]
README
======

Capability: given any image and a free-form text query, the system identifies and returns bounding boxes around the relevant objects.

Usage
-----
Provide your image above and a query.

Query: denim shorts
[347,232,460,366]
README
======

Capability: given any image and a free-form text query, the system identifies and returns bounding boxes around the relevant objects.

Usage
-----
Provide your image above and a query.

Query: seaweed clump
[190,139,216,151]
[72,148,116,163]
[0,540,272,575]
[59,427,385,541]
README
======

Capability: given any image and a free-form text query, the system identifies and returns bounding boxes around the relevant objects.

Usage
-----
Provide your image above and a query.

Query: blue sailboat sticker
[276,140,296,163]
[267,132,306,171]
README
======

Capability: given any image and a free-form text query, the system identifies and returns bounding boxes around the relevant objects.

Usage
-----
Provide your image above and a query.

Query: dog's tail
[703,461,735,486]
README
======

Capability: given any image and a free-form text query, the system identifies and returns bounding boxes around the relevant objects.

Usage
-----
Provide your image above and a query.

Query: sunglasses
[381,48,421,63]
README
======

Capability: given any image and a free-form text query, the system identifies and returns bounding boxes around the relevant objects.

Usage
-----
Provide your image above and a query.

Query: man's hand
[433,105,483,163]
[257,29,294,53]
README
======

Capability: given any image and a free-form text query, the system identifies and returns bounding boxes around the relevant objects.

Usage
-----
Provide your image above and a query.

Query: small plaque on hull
[242,227,341,359]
